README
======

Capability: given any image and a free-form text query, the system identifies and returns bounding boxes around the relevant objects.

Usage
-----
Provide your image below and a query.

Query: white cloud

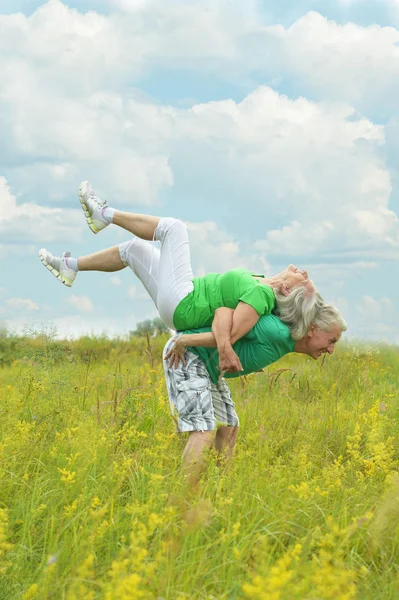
[176,88,397,261]
[103,0,399,114]
[111,0,160,12]
[3,77,398,261]
[266,12,399,112]
[0,176,84,244]
[294,261,380,297]
[0,3,398,264]
[186,220,262,275]
[1,2,399,116]
[6,298,39,311]
[356,295,395,320]
[110,275,122,285]
[68,294,94,313]
[353,294,399,342]
[0,1,175,206]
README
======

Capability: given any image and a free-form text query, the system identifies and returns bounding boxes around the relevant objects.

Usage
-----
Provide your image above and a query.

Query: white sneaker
[39,249,77,288]
[79,180,109,234]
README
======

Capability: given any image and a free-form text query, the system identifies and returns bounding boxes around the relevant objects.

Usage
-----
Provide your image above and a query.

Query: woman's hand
[164,336,188,369]
[218,343,243,375]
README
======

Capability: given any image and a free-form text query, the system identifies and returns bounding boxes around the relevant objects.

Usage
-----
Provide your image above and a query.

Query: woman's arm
[229,302,260,344]
[211,307,234,350]
[211,308,243,373]
[165,303,260,371]
[211,303,259,373]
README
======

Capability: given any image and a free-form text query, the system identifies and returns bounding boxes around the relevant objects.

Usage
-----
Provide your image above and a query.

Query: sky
[1,0,399,342]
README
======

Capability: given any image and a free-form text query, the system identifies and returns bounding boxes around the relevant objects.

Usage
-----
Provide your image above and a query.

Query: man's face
[306,324,342,359]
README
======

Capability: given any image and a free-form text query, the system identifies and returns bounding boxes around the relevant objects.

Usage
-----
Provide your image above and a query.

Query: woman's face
[279,264,315,295]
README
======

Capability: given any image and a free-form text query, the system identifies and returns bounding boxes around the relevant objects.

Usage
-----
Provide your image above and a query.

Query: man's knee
[187,430,215,446]
[183,430,215,461]
[217,425,239,441]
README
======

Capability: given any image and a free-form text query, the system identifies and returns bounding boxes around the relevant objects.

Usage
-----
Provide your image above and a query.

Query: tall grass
[0,335,398,599]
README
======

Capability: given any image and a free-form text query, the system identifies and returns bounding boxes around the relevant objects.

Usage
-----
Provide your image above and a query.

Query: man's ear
[281,284,290,297]
[307,324,316,337]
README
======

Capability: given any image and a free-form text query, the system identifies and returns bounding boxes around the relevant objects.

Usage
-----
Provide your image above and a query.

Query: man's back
[185,314,295,383]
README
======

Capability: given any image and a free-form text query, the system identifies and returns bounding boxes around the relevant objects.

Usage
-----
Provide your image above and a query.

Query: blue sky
[1,0,399,342]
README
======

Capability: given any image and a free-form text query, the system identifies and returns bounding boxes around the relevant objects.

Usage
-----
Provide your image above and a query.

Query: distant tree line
[129,317,171,338]
[0,319,171,341]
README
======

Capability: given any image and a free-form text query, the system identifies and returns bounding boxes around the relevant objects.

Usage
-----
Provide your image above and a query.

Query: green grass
[0,334,398,599]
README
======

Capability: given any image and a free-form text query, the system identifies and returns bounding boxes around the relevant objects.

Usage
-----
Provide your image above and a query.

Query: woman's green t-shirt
[172,268,275,331]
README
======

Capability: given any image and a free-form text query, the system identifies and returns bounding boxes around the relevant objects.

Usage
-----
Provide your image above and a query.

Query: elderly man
[163,303,347,488]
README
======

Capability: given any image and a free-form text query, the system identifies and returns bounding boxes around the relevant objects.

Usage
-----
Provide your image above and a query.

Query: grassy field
[0,332,398,599]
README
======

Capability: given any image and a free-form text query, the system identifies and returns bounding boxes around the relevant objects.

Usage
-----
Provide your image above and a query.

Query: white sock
[65,256,79,272]
[101,207,115,224]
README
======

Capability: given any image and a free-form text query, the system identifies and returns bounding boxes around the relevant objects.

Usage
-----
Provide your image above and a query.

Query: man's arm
[177,331,217,348]
[164,330,217,369]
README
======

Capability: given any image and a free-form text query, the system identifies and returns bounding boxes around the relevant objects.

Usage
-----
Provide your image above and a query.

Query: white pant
[119,217,194,329]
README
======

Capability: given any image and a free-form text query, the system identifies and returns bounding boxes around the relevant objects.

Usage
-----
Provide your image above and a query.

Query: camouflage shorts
[162,337,240,433]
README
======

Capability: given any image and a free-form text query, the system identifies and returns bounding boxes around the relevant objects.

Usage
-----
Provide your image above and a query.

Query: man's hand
[164,337,187,369]
[218,342,243,375]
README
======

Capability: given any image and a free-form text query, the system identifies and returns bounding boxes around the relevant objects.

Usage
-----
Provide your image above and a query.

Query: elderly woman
[39,181,318,372]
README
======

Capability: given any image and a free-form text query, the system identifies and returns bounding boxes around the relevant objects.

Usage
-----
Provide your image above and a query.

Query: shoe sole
[78,181,101,234]
[39,250,74,288]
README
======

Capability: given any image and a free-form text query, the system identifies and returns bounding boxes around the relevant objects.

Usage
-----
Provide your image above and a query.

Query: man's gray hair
[313,302,347,334]
[275,288,347,340]
[274,287,322,340]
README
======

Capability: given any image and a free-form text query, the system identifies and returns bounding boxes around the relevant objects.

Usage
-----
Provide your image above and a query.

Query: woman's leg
[78,246,126,272]
[79,238,178,317]
[113,226,194,328]
[39,242,161,307]
[118,238,161,311]
[113,217,195,326]
[80,181,161,240]
[40,225,191,329]
[152,218,194,327]
[113,211,161,241]
[40,221,194,327]
[80,184,195,325]
[39,246,126,288]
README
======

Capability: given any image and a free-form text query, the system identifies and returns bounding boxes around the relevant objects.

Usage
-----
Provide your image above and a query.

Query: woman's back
[172,268,276,331]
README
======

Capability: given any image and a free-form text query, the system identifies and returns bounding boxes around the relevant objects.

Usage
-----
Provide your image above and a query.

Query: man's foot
[79,181,109,234]
[39,249,77,287]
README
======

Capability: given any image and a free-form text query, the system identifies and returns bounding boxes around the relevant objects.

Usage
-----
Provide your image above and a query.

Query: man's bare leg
[77,246,125,272]
[182,431,215,491]
[214,426,239,466]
